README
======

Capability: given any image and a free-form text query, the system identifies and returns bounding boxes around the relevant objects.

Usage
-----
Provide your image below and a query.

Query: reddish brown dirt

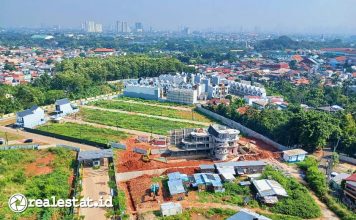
[238,137,281,160]
[163,167,199,175]
[26,153,55,176]
[124,175,167,213]
[117,137,214,172]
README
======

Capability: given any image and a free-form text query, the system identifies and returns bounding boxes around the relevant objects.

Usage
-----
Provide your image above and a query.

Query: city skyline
[0,0,356,34]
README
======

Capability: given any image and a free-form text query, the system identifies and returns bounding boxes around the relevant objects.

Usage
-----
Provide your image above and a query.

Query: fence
[56,144,81,152]
[111,142,127,150]
[196,106,289,151]
[151,148,170,155]
[0,144,39,150]
[23,127,108,148]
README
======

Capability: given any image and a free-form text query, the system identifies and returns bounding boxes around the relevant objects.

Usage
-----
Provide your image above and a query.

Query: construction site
[115,127,282,217]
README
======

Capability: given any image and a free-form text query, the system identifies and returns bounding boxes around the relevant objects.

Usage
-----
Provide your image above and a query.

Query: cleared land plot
[0,130,22,141]
[90,100,212,123]
[80,108,199,135]
[117,96,193,107]
[0,148,76,219]
[38,122,129,144]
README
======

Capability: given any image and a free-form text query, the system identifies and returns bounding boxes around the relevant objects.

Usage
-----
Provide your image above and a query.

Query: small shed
[160,202,182,217]
[78,149,113,167]
[199,164,215,173]
[167,179,186,200]
[282,149,308,162]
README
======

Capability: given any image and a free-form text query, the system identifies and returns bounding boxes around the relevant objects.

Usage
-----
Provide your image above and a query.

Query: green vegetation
[0,148,75,219]
[90,100,211,122]
[298,157,356,220]
[208,103,341,152]
[261,166,321,219]
[155,207,236,220]
[198,181,252,206]
[80,108,198,135]
[0,55,188,115]
[38,122,128,144]
[0,131,22,141]
[260,212,303,220]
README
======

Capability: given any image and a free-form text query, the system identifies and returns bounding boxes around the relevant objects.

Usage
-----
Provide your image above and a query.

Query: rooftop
[78,149,113,161]
[283,149,308,156]
[227,209,271,220]
[252,179,288,197]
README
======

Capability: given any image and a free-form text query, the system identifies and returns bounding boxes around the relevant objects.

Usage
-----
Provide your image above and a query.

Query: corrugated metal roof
[252,179,288,197]
[78,149,113,161]
[227,209,271,220]
[160,202,182,210]
[283,149,307,156]
[215,160,266,168]
[168,179,185,195]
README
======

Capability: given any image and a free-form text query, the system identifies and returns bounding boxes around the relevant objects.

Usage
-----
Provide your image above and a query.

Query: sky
[1,0,356,34]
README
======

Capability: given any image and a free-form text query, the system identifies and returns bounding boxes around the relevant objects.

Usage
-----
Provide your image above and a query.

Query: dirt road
[82,105,211,126]
[80,160,112,220]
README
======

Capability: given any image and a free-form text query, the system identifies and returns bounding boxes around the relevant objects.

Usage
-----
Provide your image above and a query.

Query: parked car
[23,139,33,143]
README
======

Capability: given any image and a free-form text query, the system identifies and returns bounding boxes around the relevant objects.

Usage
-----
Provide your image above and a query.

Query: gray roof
[17,105,40,117]
[55,98,70,106]
[227,209,271,220]
[168,179,185,195]
[17,109,34,117]
[78,149,113,161]
[199,164,215,170]
[332,173,351,185]
[215,160,266,168]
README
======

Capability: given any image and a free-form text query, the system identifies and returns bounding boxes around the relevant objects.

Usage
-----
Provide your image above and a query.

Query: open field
[116,96,194,107]
[0,148,76,219]
[80,108,199,135]
[90,100,212,123]
[38,122,129,144]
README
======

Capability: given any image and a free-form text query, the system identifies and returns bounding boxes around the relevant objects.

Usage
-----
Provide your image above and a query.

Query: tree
[4,63,16,71]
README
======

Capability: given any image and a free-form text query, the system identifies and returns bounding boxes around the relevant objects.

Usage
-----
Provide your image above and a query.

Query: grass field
[0,131,22,141]
[80,108,198,135]
[117,96,194,107]
[0,148,76,219]
[90,100,212,123]
[38,122,129,144]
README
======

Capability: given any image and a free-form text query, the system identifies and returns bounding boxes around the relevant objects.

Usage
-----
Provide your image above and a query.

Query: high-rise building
[135,22,143,32]
[85,21,103,33]
[121,21,129,33]
[95,23,103,33]
[115,21,120,33]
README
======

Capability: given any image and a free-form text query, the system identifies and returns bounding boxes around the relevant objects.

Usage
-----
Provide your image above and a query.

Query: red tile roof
[345,174,356,182]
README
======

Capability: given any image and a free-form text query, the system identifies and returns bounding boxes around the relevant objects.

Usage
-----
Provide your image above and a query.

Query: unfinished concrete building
[169,124,240,160]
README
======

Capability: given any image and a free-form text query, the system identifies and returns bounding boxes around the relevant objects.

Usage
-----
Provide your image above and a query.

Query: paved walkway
[83,105,210,126]
[0,125,98,151]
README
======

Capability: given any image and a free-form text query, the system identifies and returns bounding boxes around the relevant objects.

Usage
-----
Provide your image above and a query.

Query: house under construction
[169,124,240,160]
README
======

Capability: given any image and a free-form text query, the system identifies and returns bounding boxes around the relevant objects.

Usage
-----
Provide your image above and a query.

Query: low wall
[23,127,108,148]
[116,168,167,182]
[0,144,39,150]
[196,106,288,151]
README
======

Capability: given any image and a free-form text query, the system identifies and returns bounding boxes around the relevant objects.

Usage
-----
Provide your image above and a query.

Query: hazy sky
[1,0,355,34]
